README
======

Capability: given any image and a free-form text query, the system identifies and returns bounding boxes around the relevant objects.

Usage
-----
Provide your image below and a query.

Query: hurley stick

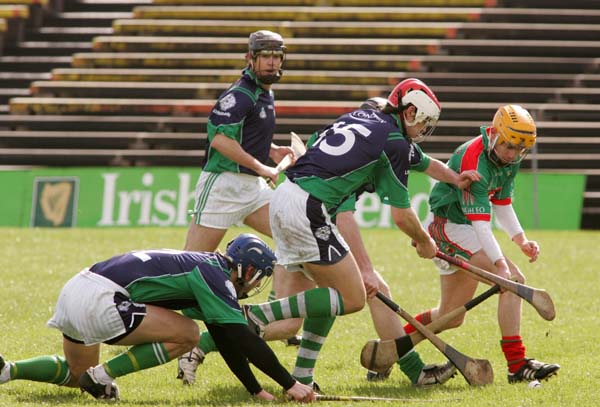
[376,291,494,386]
[361,285,500,373]
[436,251,556,321]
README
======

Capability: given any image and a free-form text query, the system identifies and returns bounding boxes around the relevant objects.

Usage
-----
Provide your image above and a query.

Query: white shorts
[270,179,349,267]
[47,269,133,345]
[191,171,273,229]
[426,216,482,275]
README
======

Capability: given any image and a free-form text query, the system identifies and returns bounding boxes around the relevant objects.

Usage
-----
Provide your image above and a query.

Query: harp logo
[31,177,79,227]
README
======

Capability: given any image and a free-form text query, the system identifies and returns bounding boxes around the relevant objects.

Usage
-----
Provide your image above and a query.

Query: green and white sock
[250,287,344,324]
[5,355,71,385]
[292,316,336,385]
[104,342,170,379]
[398,350,426,384]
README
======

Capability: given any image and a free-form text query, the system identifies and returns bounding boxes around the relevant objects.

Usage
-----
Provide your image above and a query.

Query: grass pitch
[0,227,599,406]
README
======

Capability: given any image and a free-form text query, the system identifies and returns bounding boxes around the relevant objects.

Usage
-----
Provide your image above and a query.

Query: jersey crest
[219,93,236,111]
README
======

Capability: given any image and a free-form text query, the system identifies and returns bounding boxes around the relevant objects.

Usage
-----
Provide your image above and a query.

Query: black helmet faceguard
[248,30,286,84]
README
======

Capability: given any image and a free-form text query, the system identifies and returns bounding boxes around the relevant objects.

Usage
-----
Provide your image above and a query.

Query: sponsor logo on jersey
[259,107,267,119]
[464,206,487,214]
[212,109,231,117]
[219,93,236,111]
[351,110,384,122]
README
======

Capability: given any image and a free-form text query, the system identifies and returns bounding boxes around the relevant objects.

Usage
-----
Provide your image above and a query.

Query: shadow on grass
[9,385,249,406]
[11,387,84,404]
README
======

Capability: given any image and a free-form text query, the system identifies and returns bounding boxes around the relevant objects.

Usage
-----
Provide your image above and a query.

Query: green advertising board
[0,167,586,230]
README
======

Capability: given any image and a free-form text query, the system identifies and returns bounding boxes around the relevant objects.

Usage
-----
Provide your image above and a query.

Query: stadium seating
[0,5,30,43]
[0,0,599,227]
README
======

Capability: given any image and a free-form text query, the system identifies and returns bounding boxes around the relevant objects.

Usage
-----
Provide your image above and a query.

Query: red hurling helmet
[387,78,441,142]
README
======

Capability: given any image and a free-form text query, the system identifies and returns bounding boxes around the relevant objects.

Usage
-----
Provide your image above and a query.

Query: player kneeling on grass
[0,233,315,402]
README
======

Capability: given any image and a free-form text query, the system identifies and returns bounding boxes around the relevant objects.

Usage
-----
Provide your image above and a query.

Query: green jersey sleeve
[186,268,247,325]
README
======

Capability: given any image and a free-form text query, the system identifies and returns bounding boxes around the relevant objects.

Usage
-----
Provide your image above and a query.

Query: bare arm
[424,158,480,189]
[336,211,379,297]
[270,143,297,165]
[391,206,436,259]
[211,134,278,182]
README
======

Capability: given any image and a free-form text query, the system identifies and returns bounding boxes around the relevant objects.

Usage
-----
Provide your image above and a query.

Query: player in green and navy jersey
[178,90,480,387]
[250,79,479,388]
[178,30,301,384]
[184,30,295,255]
[0,234,316,402]
[405,105,560,384]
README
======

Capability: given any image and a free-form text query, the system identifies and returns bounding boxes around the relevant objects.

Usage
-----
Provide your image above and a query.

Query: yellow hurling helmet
[490,105,536,165]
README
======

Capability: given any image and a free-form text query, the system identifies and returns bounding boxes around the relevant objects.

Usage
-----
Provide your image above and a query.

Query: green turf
[0,227,598,406]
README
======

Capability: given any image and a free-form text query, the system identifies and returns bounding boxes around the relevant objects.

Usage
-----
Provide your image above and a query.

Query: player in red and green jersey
[0,234,316,402]
[406,105,560,384]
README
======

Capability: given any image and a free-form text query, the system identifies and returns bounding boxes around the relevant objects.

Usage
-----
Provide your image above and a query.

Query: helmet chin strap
[489,148,509,167]
[254,68,283,84]
[250,55,284,85]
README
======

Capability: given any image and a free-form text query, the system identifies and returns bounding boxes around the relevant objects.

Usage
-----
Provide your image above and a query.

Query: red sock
[403,310,432,334]
[501,335,527,373]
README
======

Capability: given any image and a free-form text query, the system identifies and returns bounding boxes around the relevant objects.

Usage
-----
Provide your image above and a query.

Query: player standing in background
[245,79,480,388]
[404,105,560,383]
[179,30,299,381]
[0,234,315,402]
[184,29,293,253]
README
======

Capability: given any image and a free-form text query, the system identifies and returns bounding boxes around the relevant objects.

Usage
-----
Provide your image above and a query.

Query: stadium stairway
[0,0,599,228]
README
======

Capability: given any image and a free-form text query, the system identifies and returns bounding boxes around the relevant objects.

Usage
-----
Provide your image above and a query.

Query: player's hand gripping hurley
[375,291,494,386]
[435,251,556,321]
[265,132,305,189]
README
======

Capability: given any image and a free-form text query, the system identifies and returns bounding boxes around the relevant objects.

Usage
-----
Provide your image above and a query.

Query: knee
[445,315,466,329]
[182,320,200,350]
[436,306,466,329]
[343,293,366,314]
